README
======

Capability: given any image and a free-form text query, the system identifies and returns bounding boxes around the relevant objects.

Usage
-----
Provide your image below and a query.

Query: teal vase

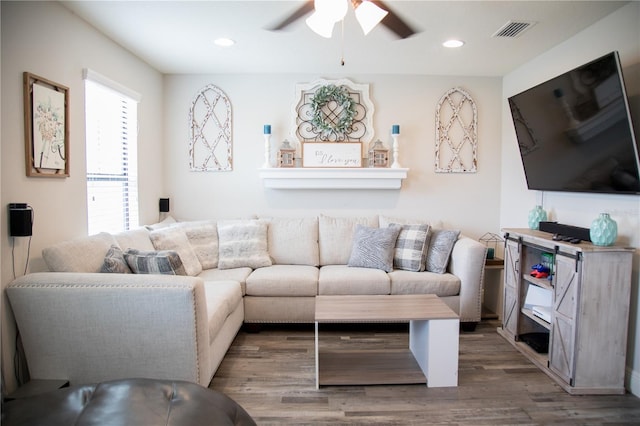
[590,213,617,246]
[528,205,547,230]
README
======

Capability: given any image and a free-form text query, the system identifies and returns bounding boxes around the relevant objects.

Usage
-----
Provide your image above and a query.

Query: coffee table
[314,294,459,389]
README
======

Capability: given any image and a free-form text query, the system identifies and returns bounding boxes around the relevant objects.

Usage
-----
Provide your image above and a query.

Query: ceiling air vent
[492,20,536,38]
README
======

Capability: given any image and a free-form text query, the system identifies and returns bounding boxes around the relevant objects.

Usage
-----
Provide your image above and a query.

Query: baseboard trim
[626,366,640,397]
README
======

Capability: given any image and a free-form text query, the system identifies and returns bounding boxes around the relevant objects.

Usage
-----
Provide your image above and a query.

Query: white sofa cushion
[43,232,117,273]
[319,215,378,266]
[388,270,461,296]
[245,265,319,297]
[217,220,272,270]
[318,265,390,295]
[114,227,155,251]
[150,227,203,276]
[177,220,218,270]
[198,268,252,295]
[203,280,243,344]
[264,217,319,266]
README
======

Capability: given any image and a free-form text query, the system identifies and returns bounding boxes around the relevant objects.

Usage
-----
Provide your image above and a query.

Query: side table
[482,257,504,320]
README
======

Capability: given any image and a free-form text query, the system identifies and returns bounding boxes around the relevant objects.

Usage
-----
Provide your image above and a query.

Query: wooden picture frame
[23,72,70,177]
[302,142,362,168]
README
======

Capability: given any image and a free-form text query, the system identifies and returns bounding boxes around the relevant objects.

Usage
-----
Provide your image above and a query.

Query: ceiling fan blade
[268,1,315,31]
[372,0,416,39]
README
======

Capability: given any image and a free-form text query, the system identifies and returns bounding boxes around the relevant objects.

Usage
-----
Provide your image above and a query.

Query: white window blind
[84,70,140,235]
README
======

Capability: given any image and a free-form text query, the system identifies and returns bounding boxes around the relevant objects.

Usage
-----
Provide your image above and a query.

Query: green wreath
[310,85,356,135]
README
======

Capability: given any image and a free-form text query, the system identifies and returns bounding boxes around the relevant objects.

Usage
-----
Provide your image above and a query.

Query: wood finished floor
[209,320,640,425]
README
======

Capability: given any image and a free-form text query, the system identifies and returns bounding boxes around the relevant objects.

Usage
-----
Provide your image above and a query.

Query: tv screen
[508,51,640,195]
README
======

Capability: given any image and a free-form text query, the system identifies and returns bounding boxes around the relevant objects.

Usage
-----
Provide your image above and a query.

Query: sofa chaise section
[7,272,243,387]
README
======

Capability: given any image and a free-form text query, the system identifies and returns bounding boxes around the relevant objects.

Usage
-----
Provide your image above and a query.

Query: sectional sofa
[7,215,487,387]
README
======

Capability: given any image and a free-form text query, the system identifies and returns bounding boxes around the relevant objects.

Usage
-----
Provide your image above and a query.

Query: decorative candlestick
[391,125,401,168]
[263,124,271,168]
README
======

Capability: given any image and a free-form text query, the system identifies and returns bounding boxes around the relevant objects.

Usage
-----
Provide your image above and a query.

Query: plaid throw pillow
[391,223,431,272]
[124,248,186,275]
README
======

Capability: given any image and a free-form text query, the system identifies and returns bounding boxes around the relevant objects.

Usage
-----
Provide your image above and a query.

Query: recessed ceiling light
[214,38,235,47]
[443,39,464,48]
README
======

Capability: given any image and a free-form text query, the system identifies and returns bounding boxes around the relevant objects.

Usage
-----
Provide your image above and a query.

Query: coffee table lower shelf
[314,295,459,389]
[318,350,425,386]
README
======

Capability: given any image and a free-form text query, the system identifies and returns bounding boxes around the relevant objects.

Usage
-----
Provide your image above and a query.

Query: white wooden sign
[302,142,362,168]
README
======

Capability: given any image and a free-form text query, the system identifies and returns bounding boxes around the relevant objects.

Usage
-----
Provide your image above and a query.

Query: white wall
[500,2,640,395]
[164,74,503,238]
[0,1,164,393]
[7,0,636,399]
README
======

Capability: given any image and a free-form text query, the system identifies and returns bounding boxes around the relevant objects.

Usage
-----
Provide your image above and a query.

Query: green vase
[528,205,547,230]
[590,213,617,246]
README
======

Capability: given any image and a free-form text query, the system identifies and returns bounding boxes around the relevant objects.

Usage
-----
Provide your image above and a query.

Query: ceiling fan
[269,0,416,39]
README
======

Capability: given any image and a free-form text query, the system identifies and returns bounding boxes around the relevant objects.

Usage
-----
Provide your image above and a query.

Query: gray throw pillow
[425,229,460,274]
[100,245,132,274]
[348,224,401,272]
[124,248,187,275]
[391,223,431,272]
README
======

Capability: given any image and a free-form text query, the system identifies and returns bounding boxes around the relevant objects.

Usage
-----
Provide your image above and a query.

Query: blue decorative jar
[590,213,617,246]
[528,205,547,230]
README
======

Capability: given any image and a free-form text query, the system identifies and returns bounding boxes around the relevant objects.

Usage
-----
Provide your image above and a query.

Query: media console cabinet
[497,228,634,395]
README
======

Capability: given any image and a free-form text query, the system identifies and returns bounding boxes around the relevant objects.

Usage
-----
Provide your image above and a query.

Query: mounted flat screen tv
[508,51,640,195]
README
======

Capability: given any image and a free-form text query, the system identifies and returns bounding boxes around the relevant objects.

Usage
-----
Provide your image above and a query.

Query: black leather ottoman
[1,378,256,426]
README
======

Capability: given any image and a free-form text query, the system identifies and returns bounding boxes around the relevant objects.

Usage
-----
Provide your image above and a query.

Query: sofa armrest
[448,237,487,323]
[7,272,211,387]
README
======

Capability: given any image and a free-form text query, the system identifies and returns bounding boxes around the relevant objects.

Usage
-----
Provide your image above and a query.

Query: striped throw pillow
[124,248,186,275]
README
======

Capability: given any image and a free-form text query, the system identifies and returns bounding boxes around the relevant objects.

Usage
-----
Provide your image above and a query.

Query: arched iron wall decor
[435,87,478,173]
[189,84,232,171]
[292,78,375,145]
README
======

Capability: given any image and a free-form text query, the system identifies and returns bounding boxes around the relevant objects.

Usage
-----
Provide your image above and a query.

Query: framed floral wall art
[23,72,70,177]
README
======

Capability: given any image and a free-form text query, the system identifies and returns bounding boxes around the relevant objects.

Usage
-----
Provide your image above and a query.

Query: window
[84,69,140,235]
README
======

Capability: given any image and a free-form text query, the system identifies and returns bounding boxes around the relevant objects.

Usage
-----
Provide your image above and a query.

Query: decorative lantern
[278,140,296,168]
[479,232,503,260]
[368,140,389,168]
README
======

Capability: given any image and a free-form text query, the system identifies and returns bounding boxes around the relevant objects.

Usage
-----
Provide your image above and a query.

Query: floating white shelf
[258,167,409,189]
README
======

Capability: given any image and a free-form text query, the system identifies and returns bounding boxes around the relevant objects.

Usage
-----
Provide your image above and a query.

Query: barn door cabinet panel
[501,238,520,338]
[497,228,633,395]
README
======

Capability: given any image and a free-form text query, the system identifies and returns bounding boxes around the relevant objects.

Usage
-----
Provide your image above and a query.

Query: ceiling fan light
[314,0,348,23]
[306,11,335,38]
[355,1,389,35]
